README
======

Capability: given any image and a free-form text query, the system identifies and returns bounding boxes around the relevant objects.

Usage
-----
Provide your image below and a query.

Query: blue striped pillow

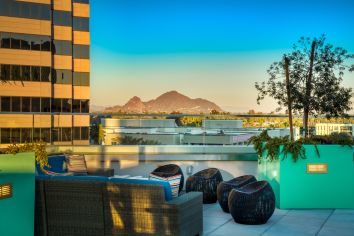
[149,173,181,198]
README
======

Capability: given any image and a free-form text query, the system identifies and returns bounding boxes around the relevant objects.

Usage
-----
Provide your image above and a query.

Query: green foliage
[255,35,353,118]
[248,131,353,163]
[113,136,161,145]
[5,142,48,170]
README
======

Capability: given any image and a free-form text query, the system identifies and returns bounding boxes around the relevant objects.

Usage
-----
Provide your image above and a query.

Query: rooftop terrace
[203,204,354,236]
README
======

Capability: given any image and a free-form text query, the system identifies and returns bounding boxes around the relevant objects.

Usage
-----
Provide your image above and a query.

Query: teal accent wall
[258,145,354,209]
[0,153,35,236]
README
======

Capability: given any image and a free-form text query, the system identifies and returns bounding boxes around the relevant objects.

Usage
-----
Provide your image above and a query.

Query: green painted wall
[258,145,354,209]
[0,153,35,236]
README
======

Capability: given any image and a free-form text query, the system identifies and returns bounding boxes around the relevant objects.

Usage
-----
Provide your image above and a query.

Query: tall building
[0,0,90,145]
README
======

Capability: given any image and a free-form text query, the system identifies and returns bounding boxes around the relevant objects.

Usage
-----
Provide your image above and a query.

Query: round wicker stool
[151,164,184,193]
[217,175,257,213]
[186,168,223,204]
[228,180,275,224]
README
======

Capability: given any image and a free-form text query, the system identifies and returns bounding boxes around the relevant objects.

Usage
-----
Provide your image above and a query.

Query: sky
[90,0,354,113]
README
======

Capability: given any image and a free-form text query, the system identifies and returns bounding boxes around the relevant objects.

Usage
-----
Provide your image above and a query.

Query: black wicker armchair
[151,164,184,193]
[228,180,275,225]
[186,168,223,204]
[217,175,257,213]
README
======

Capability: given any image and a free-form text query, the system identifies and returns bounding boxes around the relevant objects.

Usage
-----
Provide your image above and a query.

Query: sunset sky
[90,0,354,113]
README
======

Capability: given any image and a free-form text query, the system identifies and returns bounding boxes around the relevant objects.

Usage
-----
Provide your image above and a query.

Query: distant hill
[104,90,223,114]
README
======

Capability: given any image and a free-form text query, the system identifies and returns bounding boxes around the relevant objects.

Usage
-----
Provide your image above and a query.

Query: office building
[0,0,90,145]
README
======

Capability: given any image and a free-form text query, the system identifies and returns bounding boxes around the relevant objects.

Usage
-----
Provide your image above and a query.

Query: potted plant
[251,35,354,209]
[5,141,49,171]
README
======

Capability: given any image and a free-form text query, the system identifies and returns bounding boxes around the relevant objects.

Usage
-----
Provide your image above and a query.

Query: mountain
[104,91,223,114]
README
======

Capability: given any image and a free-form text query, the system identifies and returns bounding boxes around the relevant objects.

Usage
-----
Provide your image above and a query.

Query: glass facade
[0,0,90,144]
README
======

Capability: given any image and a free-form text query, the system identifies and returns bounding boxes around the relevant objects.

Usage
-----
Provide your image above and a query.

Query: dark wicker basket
[151,164,184,193]
[228,180,275,225]
[186,168,223,204]
[217,175,257,213]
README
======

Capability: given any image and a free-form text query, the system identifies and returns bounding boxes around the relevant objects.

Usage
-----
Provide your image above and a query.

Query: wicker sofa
[35,176,203,236]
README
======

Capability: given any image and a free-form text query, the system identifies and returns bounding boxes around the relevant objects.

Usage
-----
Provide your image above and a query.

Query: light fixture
[0,183,13,200]
[307,164,328,173]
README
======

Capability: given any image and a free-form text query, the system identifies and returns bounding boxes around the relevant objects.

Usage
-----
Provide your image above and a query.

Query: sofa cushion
[109,177,173,201]
[149,173,181,198]
[65,154,88,176]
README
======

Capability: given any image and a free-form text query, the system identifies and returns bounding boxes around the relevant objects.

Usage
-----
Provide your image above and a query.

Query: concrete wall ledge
[47,145,258,161]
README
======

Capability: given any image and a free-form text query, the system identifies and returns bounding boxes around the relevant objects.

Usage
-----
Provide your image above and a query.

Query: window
[1,128,11,144]
[81,100,89,113]
[73,45,90,59]
[53,11,72,26]
[41,38,51,51]
[53,40,72,55]
[11,65,21,81]
[22,97,31,112]
[73,127,81,140]
[31,97,40,112]
[33,128,41,142]
[81,127,89,140]
[52,99,62,112]
[11,128,21,143]
[41,128,50,143]
[74,0,89,3]
[62,128,72,142]
[73,17,89,31]
[12,97,21,112]
[41,67,51,82]
[0,32,11,48]
[1,65,10,80]
[31,66,40,81]
[31,37,41,51]
[73,72,90,86]
[51,128,60,142]
[1,97,10,112]
[62,99,72,113]
[11,36,21,49]
[54,69,72,84]
[21,128,32,143]
[72,100,81,113]
[19,34,31,50]
[41,98,51,112]
[22,66,31,81]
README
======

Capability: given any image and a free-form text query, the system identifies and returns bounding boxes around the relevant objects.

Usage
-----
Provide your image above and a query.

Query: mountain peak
[105,91,223,114]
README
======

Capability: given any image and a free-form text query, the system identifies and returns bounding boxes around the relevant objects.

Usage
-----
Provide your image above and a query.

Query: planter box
[0,153,35,236]
[258,145,354,209]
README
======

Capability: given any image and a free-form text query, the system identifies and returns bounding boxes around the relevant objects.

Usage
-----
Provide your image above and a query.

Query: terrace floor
[203,204,354,236]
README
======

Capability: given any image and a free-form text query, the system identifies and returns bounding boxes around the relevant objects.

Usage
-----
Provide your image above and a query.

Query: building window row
[0,127,89,144]
[0,64,50,82]
[0,0,51,21]
[0,97,89,113]
[0,64,90,85]
[0,32,51,52]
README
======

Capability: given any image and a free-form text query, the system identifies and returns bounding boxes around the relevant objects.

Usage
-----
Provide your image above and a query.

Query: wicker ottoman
[217,175,257,213]
[186,168,223,204]
[228,180,275,224]
[151,164,184,193]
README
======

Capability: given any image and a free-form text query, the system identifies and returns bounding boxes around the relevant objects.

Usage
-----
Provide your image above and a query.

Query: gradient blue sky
[91,0,354,112]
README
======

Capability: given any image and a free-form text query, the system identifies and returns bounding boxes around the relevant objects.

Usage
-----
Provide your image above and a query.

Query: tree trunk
[284,57,294,141]
[303,40,316,137]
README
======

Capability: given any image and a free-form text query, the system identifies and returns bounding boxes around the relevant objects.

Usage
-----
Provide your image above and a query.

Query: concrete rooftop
[203,203,354,236]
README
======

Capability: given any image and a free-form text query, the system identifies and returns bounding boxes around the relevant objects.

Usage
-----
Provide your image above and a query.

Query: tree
[255,35,354,137]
